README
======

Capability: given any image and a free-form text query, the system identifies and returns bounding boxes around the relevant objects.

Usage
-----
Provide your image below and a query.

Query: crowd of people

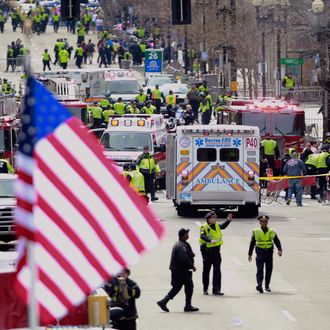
[260,133,330,205]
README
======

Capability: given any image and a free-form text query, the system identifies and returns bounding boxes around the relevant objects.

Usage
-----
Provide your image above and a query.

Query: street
[1,21,330,330]
[135,193,330,329]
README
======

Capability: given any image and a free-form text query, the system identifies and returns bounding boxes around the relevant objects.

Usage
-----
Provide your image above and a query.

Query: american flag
[15,77,164,323]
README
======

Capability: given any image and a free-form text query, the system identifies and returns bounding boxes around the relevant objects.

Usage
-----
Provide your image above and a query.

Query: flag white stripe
[15,180,36,204]
[34,166,126,274]
[16,153,35,175]
[55,123,160,249]
[35,206,113,289]
[37,241,85,304]
[35,138,141,264]
[15,208,35,231]
[18,263,68,320]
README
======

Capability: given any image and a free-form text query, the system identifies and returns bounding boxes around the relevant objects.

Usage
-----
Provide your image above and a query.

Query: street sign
[231,81,238,92]
[145,49,163,73]
[280,58,304,66]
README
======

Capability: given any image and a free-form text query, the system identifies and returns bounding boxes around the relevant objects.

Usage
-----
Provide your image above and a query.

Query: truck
[98,114,167,188]
[166,124,260,217]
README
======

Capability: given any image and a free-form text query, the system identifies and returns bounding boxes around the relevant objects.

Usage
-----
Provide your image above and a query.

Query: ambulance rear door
[191,135,245,194]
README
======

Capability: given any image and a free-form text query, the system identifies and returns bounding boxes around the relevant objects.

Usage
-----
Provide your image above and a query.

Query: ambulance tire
[239,205,259,218]
[177,205,195,217]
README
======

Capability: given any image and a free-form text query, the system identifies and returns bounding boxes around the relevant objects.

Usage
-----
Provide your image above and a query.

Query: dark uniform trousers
[201,248,221,293]
[168,270,193,306]
[142,172,156,199]
[256,247,273,288]
[264,155,275,173]
[306,165,317,199]
[113,319,136,330]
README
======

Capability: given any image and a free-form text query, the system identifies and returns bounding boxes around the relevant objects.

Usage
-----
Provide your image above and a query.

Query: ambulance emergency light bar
[182,126,256,135]
[104,70,134,79]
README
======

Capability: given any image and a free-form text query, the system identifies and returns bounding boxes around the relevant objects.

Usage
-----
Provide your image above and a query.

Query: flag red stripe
[38,268,73,310]
[15,225,36,241]
[48,134,145,253]
[18,170,33,184]
[17,198,33,213]
[38,195,109,279]
[38,302,57,324]
[68,118,164,238]
[37,232,91,293]
[35,154,127,268]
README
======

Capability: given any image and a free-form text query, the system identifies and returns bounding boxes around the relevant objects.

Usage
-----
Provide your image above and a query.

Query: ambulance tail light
[247,170,255,185]
[181,169,189,185]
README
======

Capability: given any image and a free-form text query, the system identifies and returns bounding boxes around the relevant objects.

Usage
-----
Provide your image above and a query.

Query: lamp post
[312,0,330,134]
[252,0,266,97]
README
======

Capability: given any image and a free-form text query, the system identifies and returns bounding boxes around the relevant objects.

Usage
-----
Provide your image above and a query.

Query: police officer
[74,44,84,68]
[121,163,131,179]
[304,152,319,200]
[129,163,148,203]
[157,228,199,313]
[151,85,164,114]
[42,49,52,71]
[0,151,14,174]
[135,88,148,108]
[58,47,69,69]
[315,144,330,203]
[113,98,126,115]
[88,102,103,128]
[199,92,211,125]
[260,134,279,174]
[198,80,208,93]
[104,268,140,330]
[200,211,233,295]
[248,215,282,293]
[136,145,160,201]
[140,101,156,114]
[1,79,13,95]
[323,132,330,146]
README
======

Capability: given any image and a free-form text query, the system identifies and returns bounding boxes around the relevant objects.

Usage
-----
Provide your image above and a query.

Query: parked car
[144,74,175,94]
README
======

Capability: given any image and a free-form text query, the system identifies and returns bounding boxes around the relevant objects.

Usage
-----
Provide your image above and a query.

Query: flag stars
[27,126,37,136]
[22,144,31,153]
[22,114,31,124]
[26,97,35,107]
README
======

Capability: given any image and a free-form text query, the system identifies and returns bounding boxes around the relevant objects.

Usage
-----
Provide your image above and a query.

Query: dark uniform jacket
[169,239,195,272]
[104,277,141,320]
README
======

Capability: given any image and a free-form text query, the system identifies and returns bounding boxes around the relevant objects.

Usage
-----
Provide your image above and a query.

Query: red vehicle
[0,96,19,166]
[60,100,90,126]
[218,98,305,170]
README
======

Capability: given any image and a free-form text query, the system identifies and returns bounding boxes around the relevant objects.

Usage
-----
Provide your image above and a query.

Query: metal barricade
[0,57,26,72]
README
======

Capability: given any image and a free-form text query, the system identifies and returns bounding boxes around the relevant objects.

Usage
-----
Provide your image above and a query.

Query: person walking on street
[315,144,330,204]
[0,151,14,174]
[157,228,199,313]
[58,47,69,69]
[104,268,140,330]
[248,215,282,293]
[260,134,279,174]
[136,145,160,201]
[199,211,233,296]
[42,49,52,71]
[283,151,307,206]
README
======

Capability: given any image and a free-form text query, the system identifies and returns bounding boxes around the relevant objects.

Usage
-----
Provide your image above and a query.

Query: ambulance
[99,114,167,188]
[166,124,260,217]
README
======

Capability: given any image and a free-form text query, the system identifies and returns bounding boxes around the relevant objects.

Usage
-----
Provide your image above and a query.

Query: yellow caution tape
[259,173,330,181]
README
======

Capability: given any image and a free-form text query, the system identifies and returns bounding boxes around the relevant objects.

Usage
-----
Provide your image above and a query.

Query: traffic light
[61,0,80,20]
[171,0,192,25]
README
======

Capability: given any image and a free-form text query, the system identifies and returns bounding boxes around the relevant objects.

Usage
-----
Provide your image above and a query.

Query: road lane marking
[320,237,330,241]
[281,310,296,322]
[232,316,243,326]
[232,257,243,267]
[194,221,203,227]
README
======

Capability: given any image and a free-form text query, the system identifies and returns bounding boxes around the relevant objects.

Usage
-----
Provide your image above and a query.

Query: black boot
[157,295,170,312]
[184,305,199,312]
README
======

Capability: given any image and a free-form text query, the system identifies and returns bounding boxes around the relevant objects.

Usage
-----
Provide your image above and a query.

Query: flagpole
[27,241,39,330]
[24,52,39,330]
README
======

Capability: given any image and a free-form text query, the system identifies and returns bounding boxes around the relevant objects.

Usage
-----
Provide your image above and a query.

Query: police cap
[258,215,269,222]
[178,228,189,237]
[123,163,130,171]
[143,145,149,150]
[205,211,217,220]
[129,162,137,170]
